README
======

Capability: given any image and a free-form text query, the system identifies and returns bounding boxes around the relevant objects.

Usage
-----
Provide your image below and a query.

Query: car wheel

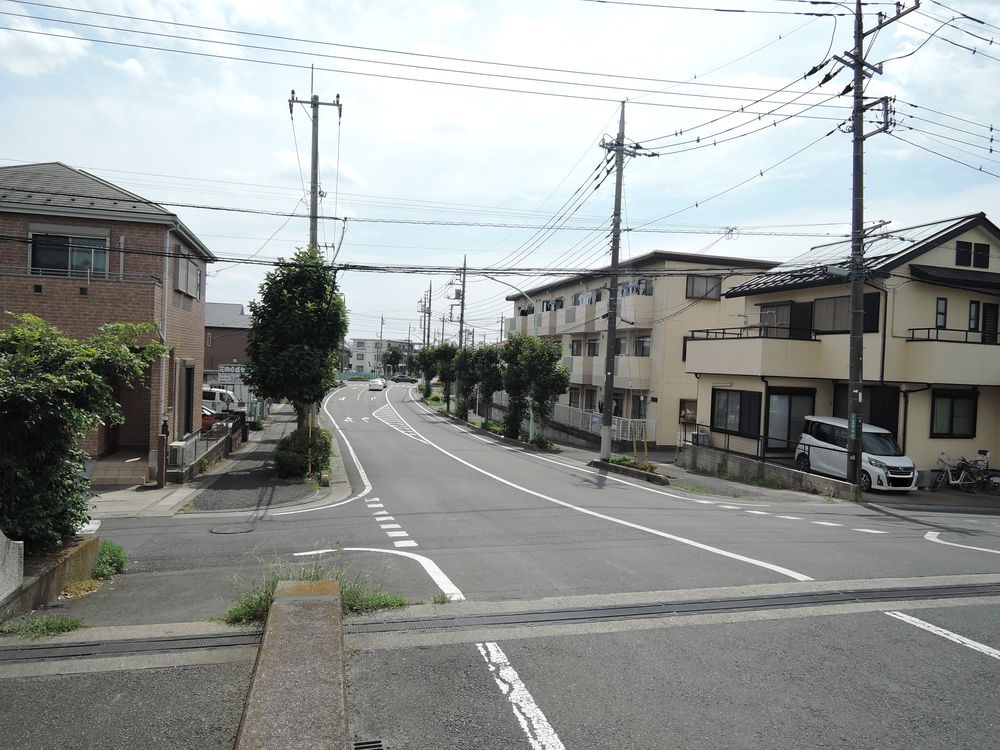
[860,471,872,492]
[795,454,810,472]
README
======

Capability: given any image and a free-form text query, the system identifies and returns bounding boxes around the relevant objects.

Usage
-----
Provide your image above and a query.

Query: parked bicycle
[932,452,1000,495]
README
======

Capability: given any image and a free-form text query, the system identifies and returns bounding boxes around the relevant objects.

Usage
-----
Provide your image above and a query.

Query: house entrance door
[983,303,998,345]
[766,390,814,452]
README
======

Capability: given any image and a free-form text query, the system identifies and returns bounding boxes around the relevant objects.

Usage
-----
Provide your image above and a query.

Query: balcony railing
[687,324,817,341]
[493,392,649,442]
[0,265,159,283]
[908,327,998,344]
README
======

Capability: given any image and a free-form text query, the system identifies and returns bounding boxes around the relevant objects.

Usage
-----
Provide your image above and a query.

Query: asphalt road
[320,383,1000,750]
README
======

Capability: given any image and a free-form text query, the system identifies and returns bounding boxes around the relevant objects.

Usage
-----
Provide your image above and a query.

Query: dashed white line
[777,515,802,520]
[744,510,770,515]
[386,530,409,538]
[812,521,842,527]
[477,642,566,750]
[694,499,716,505]
[886,611,1000,660]
[380,523,402,530]
[718,505,740,510]
[394,540,419,548]
[854,528,889,534]
[368,503,384,509]
[374,514,393,520]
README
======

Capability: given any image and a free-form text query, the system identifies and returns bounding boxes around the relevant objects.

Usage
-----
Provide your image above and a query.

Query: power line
[888,133,1000,178]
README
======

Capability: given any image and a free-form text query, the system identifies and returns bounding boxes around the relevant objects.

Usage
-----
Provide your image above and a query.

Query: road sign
[218,364,247,374]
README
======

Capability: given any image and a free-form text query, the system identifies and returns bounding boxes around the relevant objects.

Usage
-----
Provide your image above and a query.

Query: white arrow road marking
[390,397,812,582]
[338,397,346,401]
[344,417,353,423]
[925,531,1000,555]
[886,611,1000,660]
[296,547,465,601]
[477,642,566,750]
[362,417,370,422]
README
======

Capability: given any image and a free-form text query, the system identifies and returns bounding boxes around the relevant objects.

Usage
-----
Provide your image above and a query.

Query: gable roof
[507,249,776,301]
[0,161,216,260]
[726,213,997,297]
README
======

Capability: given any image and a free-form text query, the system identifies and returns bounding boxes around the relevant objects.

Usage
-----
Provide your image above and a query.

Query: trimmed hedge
[273,427,333,478]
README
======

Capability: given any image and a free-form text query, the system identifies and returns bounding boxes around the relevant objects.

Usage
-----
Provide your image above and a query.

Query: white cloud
[0,12,89,76]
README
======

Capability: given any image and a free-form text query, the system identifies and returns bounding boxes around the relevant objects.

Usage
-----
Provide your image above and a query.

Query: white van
[202,387,245,414]
[794,415,917,492]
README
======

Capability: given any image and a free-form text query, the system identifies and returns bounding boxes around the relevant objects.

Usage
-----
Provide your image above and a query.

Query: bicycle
[932,453,1000,495]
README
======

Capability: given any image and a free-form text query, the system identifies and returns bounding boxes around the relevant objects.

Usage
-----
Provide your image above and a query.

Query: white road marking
[854,528,889,534]
[79,520,101,534]
[368,503,384,509]
[925,531,1000,555]
[718,505,740,510]
[338,397,346,401]
[694,499,716,504]
[272,391,373,515]
[298,547,462,600]
[470,434,495,443]
[777,515,802,520]
[344,417,353,423]
[386,530,409,538]
[477,642,566,750]
[366,497,380,504]
[394,540,419,548]
[380,523,402,530]
[812,521,842,527]
[387,398,812,582]
[374,513,392,519]
[372,403,429,444]
[885,611,1000,660]
[745,510,770,515]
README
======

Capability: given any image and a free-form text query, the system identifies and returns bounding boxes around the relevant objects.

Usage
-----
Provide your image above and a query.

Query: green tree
[435,342,458,411]
[383,344,403,374]
[244,246,348,429]
[0,315,164,554]
[452,346,478,421]
[473,345,503,423]
[500,334,531,439]
[414,346,436,398]
[524,336,571,437]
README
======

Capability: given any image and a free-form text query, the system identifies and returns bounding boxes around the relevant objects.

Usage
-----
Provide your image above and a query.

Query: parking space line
[886,612,1000,660]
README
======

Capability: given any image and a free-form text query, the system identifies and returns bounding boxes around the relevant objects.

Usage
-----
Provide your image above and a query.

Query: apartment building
[506,251,775,447]
[684,213,1000,471]
[0,161,215,460]
[350,338,418,375]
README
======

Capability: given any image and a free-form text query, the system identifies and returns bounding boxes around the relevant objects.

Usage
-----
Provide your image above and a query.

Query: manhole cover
[209,524,254,534]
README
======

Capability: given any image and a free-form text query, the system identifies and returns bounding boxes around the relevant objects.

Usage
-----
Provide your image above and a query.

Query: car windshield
[862,432,903,456]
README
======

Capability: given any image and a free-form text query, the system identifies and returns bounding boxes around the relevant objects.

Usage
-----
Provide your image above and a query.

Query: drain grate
[354,741,385,749]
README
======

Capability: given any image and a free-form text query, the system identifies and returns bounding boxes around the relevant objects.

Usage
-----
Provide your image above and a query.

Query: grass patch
[2,615,87,639]
[223,558,408,625]
[93,541,127,579]
[432,593,449,604]
[62,579,101,598]
[428,393,442,405]
[482,419,504,436]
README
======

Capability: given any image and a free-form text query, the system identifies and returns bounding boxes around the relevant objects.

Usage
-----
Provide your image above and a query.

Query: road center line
[925,531,1000,555]
[294,547,465,601]
[476,642,566,750]
[885,611,1000,660]
[389,397,812,582]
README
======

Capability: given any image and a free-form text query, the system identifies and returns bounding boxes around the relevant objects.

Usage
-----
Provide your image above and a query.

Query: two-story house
[0,162,215,479]
[506,251,775,447]
[684,213,1000,472]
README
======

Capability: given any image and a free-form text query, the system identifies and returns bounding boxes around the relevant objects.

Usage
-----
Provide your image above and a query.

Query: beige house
[684,213,1000,473]
[506,251,775,447]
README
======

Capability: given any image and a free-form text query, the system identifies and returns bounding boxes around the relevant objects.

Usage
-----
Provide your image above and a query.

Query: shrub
[93,541,127,578]
[608,454,657,473]
[273,427,332,478]
[248,418,264,431]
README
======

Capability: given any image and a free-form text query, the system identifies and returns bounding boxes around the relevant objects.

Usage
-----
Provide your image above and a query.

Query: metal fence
[492,392,648,442]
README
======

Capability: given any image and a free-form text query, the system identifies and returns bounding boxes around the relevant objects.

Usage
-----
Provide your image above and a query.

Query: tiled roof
[206,302,251,328]
[725,214,992,297]
[0,161,173,218]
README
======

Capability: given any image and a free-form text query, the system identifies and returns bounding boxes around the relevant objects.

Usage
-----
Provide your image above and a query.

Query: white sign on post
[217,363,247,385]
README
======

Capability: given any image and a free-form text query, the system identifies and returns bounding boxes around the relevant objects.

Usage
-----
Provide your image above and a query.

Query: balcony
[890,327,1000,385]
[685,325,829,379]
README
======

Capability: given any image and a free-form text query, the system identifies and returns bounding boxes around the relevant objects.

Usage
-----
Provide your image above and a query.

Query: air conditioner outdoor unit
[168,441,187,467]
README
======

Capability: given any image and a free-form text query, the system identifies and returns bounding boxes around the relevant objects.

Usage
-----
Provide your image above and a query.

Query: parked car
[391,374,417,383]
[368,378,385,391]
[794,415,917,492]
[202,387,246,413]
[201,404,217,432]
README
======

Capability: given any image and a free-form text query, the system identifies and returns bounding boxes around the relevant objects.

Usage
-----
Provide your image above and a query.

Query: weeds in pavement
[62,579,101,598]
[93,541,127,579]
[432,593,449,604]
[224,557,408,625]
[2,615,87,639]
[608,454,657,473]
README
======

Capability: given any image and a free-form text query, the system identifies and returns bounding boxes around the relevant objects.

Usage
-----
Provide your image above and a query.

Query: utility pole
[288,90,342,250]
[841,1,917,492]
[377,315,384,376]
[441,315,446,344]
[458,254,467,348]
[599,103,639,461]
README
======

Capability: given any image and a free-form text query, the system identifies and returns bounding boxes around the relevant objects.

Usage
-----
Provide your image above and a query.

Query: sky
[2,0,999,347]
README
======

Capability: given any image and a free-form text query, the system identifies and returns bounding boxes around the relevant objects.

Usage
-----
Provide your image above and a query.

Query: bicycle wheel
[988,475,1000,496]
[932,470,946,492]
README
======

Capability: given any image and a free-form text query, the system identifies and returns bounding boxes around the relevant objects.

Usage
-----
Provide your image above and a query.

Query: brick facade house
[0,162,216,462]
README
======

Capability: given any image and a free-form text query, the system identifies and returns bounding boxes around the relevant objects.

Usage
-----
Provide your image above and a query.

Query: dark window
[813,293,880,333]
[633,336,651,357]
[686,275,722,300]
[569,389,580,408]
[956,241,972,266]
[570,340,582,356]
[614,337,625,356]
[970,301,981,331]
[175,252,201,299]
[31,234,108,277]
[974,243,990,269]
[711,389,762,438]
[936,298,948,329]
[931,389,977,438]
[586,339,600,356]
[585,389,597,410]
